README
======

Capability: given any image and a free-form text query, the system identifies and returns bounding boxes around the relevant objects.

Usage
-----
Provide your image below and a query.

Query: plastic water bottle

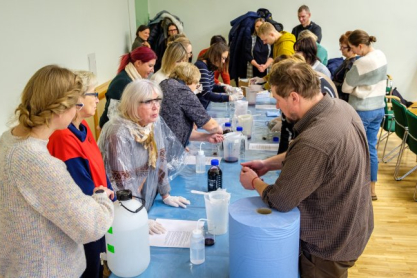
[106,190,150,277]
[236,126,246,159]
[220,122,232,151]
[273,136,280,144]
[190,226,205,265]
[208,159,222,192]
[196,142,206,174]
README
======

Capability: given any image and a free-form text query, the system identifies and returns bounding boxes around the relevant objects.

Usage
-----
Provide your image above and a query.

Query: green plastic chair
[389,99,411,180]
[404,110,417,200]
[382,99,408,165]
[378,97,397,155]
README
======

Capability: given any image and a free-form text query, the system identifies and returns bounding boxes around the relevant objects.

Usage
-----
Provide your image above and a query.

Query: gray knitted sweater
[0,130,114,278]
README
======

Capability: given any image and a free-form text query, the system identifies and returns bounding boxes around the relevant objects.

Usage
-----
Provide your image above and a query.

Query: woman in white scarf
[99,46,158,128]
[98,79,189,234]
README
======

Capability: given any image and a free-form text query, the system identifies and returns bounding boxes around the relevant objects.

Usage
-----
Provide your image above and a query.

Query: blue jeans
[357,108,385,181]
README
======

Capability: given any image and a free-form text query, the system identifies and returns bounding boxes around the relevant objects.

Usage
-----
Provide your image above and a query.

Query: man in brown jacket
[240,59,373,277]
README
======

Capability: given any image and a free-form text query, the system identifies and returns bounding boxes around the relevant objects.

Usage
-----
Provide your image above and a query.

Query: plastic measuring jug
[223,132,241,163]
[237,114,254,139]
[234,100,248,117]
[204,189,231,235]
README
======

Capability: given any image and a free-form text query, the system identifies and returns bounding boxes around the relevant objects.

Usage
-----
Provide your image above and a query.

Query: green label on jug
[108,227,113,234]
[107,244,114,253]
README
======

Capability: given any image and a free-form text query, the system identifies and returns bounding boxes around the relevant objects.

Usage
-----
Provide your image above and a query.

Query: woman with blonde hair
[99,80,189,234]
[48,70,115,278]
[151,41,189,84]
[160,62,224,147]
[0,65,114,277]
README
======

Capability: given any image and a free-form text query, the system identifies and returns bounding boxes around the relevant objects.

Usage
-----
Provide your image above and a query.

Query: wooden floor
[350,131,417,277]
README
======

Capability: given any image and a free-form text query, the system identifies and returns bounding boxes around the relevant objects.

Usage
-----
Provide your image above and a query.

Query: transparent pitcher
[237,114,253,140]
[223,132,241,163]
[204,189,231,235]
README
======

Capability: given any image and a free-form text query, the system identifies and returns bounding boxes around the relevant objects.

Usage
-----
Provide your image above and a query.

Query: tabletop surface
[109,97,297,278]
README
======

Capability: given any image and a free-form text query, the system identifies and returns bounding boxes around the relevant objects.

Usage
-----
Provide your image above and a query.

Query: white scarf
[125,62,142,80]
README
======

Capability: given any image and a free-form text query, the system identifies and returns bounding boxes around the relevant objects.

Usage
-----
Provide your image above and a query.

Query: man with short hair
[240,60,373,277]
[258,22,296,59]
[292,5,322,43]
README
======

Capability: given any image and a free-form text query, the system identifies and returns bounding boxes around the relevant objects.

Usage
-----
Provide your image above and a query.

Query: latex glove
[250,77,265,85]
[148,219,166,235]
[223,84,234,94]
[163,195,191,208]
[229,90,244,101]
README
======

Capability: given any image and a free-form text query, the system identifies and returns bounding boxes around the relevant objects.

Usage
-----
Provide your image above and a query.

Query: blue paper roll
[229,197,300,278]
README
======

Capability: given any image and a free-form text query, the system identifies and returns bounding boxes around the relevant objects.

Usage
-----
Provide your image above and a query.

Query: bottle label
[208,179,217,191]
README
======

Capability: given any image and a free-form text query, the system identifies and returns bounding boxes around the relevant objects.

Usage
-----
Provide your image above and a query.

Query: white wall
[0,0,136,134]
[148,0,417,98]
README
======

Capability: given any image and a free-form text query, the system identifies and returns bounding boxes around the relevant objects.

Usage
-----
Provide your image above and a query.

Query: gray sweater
[0,130,114,278]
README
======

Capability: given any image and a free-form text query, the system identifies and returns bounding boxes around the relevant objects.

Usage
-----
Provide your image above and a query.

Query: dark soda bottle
[207,159,222,192]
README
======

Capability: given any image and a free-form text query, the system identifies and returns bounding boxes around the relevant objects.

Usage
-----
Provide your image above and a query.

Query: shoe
[372,195,378,201]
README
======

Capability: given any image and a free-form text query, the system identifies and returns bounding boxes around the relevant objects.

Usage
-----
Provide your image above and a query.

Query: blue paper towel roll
[229,197,300,278]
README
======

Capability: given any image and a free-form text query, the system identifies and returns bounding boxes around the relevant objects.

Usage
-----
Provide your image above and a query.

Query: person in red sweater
[198,35,230,85]
[48,70,115,278]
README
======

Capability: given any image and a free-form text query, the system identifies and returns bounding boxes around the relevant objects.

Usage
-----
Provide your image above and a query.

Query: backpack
[256,8,283,32]
[392,87,414,108]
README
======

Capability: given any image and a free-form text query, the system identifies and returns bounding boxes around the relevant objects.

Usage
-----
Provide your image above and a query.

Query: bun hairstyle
[14,65,82,136]
[348,30,377,46]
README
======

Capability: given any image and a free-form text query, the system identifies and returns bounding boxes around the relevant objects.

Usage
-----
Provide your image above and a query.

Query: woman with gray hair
[98,79,189,234]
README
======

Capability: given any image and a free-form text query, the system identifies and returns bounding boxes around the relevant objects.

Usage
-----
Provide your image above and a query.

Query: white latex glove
[229,90,244,101]
[223,84,234,94]
[250,77,265,85]
[148,219,166,235]
[163,195,191,208]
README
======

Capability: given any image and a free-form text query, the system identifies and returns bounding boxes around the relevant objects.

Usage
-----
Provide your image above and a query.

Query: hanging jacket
[147,11,184,72]
[228,12,259,82]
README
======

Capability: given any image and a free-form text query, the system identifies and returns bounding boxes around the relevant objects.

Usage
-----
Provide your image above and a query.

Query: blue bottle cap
[273,137,280,143]
[211,159,219,166]
[236,126,243,132]
[225,122,231,127]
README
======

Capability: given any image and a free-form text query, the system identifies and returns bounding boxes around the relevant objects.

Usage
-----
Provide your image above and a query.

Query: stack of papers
[149,219,202,248]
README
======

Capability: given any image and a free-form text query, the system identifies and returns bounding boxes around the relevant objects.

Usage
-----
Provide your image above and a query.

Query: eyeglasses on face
[75,103,84,111]
[85,92,99,98]
[140,97,162,107]
[168,28,178,32]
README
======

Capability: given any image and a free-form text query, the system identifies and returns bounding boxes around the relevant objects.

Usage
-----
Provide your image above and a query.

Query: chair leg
[414,183,417,202]
[394,133,417,180]
[377,119,386,150]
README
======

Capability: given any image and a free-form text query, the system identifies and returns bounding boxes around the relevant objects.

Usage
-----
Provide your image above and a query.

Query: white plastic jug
[223,132,242,163]
[237,114,254,139]
[204,189,231,235]
[106,190,150,278]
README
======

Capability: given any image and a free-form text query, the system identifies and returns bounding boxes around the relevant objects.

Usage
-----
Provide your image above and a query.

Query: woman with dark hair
[132,25,151,50]
[245,18,274,78]
[99,46,157,127]
[332,31,359,102]
[195,42,243,109]
[342,29,387,201]
[198,35,231,85]
[294,37,331,78]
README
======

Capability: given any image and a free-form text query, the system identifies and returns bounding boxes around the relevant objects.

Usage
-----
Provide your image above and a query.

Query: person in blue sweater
[48,70,115,278]
[195,42,243,109]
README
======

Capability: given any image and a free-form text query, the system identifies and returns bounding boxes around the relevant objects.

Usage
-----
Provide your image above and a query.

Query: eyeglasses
[85,92,99,98]
[140,98,162,107]
[168,28,178,32]
[75,103,84,111]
